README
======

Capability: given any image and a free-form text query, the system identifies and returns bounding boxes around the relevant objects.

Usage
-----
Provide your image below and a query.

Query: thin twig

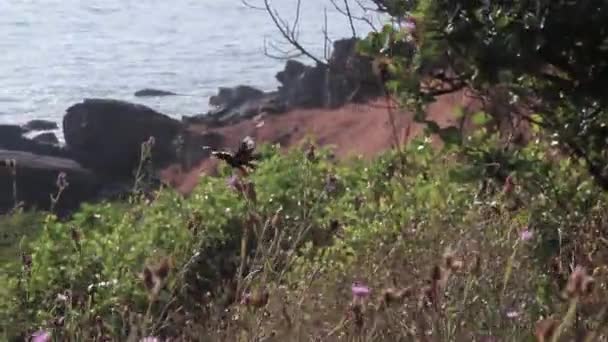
[262,0,326,65]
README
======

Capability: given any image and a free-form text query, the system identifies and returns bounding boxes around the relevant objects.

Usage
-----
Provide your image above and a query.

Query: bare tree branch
[329,0,378,33]
[240,0,265,11]
[343,0,357,37]
[262,0,327,65]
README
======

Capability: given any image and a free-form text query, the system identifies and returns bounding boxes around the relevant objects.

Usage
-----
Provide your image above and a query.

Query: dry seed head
[534,318,559,342]
[154,257,172,281]
[382,287,412,304]
[241,289,269,309]
[431,265,443,282]
[442,247,464,272]
[142,266,155,293]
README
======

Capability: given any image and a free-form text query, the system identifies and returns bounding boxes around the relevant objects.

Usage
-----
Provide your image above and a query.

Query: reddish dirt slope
[160,89,489,195]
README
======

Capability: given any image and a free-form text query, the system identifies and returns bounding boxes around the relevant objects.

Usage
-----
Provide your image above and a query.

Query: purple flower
[351,282,371,299]
[226,175,242,192]
[403,20,416,31]
[520,229,534,241]
[31,330,51,342]
[506,309,520,319]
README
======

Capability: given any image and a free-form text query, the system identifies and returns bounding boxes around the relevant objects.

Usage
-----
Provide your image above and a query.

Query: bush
[2,135,608,341]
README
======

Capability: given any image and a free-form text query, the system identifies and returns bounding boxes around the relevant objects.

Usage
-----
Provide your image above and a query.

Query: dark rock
[325,38,382,106]
[209,85,265,109]
[32,132,60,145]
[275,60,307,85]
[0,124,27,140]
[274,38,382,110]
[63,98,183,180]
[134,88,179,97]
[279,63,328,108]
[0,150,100,214]
[0,125,70,159]
[186,86,287,126]
[23,119,58,131]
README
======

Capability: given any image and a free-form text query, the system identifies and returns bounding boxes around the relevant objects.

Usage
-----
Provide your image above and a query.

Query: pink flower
[520,229,534,241]
[351,282,371,299]
[31,330,51,342]
[140,338,161,342]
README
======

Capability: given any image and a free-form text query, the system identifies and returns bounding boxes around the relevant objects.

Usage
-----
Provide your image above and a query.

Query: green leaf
[438,126,463,146]
[472,111,491,125]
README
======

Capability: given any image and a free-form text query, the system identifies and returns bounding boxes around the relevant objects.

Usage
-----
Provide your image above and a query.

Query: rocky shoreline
[0,38,386,214]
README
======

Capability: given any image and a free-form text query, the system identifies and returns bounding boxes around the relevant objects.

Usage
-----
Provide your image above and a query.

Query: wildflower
[351,282,371,299]
[140,337,161,342]
[56,172,69,189]
[565,265,594,298]
[31,330,51,342]
[520,228,534,241]
[534,318,559,342]
[506,309,520,319]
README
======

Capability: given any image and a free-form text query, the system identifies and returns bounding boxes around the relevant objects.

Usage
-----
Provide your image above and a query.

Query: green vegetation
[4,0,608,340]
[2,134,608,340]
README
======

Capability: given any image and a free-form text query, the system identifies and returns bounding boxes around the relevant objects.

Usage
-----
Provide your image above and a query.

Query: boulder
[183,86,286,126]
[32,132,60,145]
[275,60,308,86]
[0,125,69,159]
[23,119,58,131]
[209,85,265,109]
[0,150,100,214]
[134,88,179,97]
[63,98,183,180]
[0,124,27,141]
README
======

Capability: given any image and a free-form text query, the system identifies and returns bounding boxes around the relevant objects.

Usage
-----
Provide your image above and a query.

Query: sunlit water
[0,0,380,130]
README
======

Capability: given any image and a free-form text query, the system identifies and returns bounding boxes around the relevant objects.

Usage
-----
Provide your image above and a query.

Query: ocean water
[0,0,381,128]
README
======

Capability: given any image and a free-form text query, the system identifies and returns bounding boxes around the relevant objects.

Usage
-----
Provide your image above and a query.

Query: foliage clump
[1,133,608,340]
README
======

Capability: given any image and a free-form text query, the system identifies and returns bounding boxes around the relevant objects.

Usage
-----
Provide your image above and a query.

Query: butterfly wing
[211,151,234,164]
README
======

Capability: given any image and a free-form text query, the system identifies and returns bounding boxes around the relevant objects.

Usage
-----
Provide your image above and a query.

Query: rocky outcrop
[32,132,60,145]
[0,125,27,141]
[63,99,184,180]
[23,119,58,131]
[185,86,286,126]
[134,88,179,97]
[276,38,381,109]
[183,38,383,126]
[0,125,69,158]
[0,150,100,214]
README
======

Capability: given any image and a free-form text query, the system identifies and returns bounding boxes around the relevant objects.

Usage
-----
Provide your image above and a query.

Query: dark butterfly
[209,136,259,174]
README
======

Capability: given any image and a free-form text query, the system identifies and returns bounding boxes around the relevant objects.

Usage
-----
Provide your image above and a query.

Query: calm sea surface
[0,0,379,128]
